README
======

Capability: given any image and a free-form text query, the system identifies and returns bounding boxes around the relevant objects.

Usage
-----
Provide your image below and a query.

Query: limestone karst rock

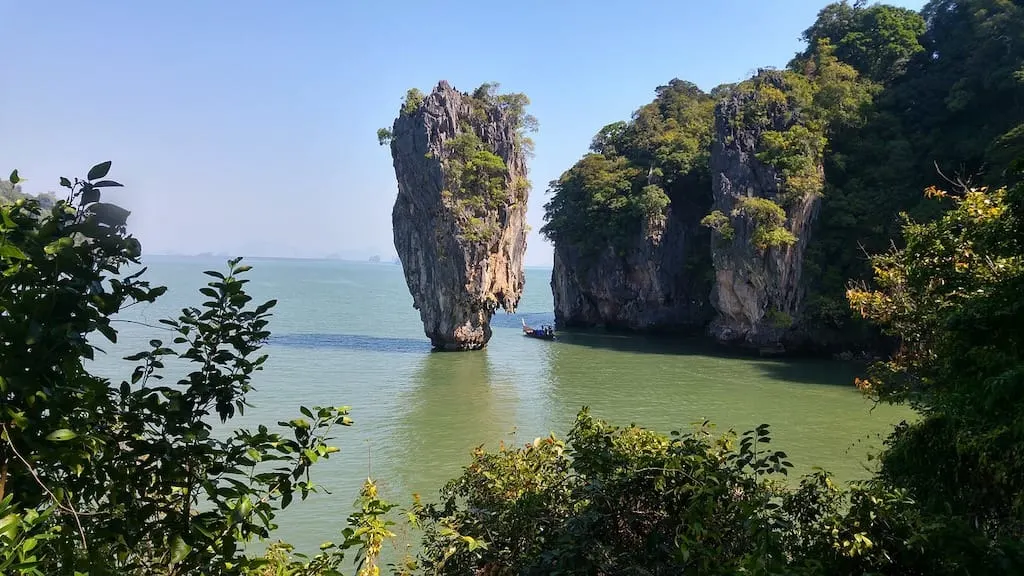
[706,70,823,349]
[550,205,713,333]
[542,71,824,352]
[383,81,534,351]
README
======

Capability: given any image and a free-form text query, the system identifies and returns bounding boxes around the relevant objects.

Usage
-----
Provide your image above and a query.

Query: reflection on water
[392,351,519,498]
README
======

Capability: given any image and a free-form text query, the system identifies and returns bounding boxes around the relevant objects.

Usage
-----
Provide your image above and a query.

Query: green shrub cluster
[702,197,797,252]
[412,410,994,575]
[440,131,509,243]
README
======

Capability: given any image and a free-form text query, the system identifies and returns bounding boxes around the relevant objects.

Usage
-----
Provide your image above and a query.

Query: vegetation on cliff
[380,82,536,245]
[543,0,1024,348]
[383,80,533,350]
[542,79,714,254]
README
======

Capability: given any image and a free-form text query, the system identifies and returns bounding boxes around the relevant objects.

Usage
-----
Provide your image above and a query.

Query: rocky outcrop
[551,201,713,333]
[386,81,529,351]
[707,72,822,349]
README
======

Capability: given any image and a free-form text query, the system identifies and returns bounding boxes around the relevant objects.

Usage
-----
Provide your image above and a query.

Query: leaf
[8,170,19,184]
[80,185,100,206]
[46,429,78,442]
[59,177,72,188]
[91,180,123,188]
[89,203,131,227]
[169,535,191,564]
[0,244,27,260]
[97,322,117,344]
[43,240,65,255]
[87,161,112,181]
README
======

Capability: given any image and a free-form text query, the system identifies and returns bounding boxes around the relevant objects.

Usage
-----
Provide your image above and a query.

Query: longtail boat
[522,318,556,341]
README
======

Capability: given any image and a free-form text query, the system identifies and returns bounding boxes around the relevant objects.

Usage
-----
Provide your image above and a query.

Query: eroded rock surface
[386,81,531,350]
[551,205,713,333]
[707,71,822,349]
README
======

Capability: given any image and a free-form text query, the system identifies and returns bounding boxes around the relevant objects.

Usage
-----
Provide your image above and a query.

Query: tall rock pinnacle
[381,81,535,351]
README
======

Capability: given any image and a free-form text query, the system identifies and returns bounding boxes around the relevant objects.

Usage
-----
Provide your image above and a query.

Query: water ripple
[270,333,431,354]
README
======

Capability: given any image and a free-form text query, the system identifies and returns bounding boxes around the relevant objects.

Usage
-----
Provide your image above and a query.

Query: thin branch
[111,318,173,331]
[1,423,89,549]
[934,161,960,191]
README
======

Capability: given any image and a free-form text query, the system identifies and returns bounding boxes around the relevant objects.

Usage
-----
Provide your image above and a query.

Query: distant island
[369,255,381,263]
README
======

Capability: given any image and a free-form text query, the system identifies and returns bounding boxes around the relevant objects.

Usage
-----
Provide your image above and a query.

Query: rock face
[551,202,713,332]
[707,73,822,348]
[387,81,529,351]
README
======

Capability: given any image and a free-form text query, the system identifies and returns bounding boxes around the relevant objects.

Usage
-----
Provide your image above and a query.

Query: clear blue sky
[1,0,925,266]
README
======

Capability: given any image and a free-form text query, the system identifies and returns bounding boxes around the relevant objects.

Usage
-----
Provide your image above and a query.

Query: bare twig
[1,423,89,549]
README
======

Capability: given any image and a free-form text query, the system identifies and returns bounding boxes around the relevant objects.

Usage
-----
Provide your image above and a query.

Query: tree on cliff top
[542,79,715,253]
[796,0,925,82]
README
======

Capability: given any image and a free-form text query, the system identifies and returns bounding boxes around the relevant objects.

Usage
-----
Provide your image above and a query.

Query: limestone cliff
[551,200,713,333]
[545,80,716,333]
[385,81,531,351]
[706,71,823,349]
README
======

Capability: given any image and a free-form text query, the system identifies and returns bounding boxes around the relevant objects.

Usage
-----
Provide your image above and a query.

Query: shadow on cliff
[270,333,431,354]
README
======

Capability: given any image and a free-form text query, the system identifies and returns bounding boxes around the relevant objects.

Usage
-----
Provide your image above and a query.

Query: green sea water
[88,255,913,554]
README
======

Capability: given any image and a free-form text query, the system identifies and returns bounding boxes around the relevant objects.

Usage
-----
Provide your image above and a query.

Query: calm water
[89,255,912,554]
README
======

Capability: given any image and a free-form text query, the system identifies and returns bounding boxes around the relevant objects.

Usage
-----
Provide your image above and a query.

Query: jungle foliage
[542,0,1024,336]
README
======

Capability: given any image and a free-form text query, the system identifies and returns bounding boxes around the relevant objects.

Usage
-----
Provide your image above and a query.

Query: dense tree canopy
[804,0,1024,328]
[797,0,926,82]
[848,177,1024,551]
[542,79,714,253]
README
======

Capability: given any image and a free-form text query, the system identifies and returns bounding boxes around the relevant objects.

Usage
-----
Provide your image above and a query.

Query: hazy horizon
[2,0,925,267]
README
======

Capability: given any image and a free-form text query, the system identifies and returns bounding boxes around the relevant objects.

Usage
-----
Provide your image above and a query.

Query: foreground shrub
[414,409,1015,575]
[0,164,400,575]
